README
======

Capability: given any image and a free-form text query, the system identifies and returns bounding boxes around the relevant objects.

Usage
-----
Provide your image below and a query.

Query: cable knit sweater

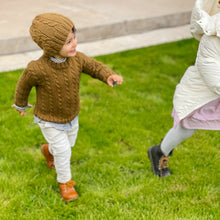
[14,51,115,123]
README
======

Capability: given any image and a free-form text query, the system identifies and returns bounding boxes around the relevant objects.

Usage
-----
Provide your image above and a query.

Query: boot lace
[66,180,76,188]
[159,156,169,176]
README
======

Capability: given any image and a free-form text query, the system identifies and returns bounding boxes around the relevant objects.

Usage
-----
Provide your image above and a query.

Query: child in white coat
[148,0,220,177]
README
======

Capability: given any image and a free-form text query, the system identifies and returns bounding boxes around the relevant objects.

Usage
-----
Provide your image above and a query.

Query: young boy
[12,13,123,201]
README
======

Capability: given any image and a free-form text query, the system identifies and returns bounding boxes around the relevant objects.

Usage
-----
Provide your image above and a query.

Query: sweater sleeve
[196,35,220,95]
[14,67,37,107]
[78,52,116,82]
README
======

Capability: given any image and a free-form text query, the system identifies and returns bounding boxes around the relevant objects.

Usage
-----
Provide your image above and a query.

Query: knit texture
[14,52,115,123]
[30,13,74,56]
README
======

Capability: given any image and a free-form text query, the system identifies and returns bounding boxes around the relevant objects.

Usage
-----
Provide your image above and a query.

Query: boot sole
[62,195,79,202]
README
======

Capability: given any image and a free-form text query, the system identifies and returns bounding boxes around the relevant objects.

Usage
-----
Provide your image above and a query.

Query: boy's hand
[11,104,32,116]
[107,74,123,88]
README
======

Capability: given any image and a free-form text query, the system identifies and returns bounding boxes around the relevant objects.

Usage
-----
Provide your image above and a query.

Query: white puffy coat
[173,0,220,120]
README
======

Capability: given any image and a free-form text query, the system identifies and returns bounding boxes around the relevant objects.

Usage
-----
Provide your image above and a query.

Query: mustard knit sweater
[14,52,115,123]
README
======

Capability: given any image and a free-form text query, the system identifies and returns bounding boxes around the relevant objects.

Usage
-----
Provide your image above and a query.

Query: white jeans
[38,117,79,183]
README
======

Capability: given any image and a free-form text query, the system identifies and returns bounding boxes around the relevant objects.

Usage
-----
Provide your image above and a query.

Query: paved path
[0,0,195,72]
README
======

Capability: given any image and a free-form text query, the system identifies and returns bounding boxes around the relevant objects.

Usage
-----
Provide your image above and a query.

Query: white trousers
[38,117,79,183]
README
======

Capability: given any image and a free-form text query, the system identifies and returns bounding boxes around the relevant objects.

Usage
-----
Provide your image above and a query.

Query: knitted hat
[30,13,74,56]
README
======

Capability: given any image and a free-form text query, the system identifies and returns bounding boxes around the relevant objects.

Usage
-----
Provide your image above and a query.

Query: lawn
[0,38,219,220]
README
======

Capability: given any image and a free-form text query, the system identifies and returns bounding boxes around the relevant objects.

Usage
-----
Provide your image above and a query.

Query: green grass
[0,38,219,220]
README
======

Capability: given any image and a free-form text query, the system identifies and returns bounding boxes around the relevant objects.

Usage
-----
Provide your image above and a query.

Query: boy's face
[59,31,77,58]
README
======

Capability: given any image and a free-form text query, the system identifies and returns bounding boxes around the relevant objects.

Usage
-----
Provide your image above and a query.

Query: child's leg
[40,126,72,183]
[148,123,196,177]
[161,123,196,156]
[68,116,79,148]
[39,122,79,201]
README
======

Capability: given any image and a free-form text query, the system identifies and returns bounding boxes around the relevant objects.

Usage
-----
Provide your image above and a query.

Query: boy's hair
[72,26,76,33]
[30,13,74,56]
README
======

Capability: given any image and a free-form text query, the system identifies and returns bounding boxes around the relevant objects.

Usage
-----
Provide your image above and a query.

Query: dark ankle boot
[147,145,171,177]
[59,180,79,202]
[41,143,55,169]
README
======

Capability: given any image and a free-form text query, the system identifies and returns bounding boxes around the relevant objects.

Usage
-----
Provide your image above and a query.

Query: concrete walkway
[0,0,195,72]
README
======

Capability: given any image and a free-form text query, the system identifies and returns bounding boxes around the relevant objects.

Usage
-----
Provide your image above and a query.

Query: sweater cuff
[14,104,29,111]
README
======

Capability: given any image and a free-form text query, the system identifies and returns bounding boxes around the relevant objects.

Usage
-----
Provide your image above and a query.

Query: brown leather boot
[41,143,55,169]
[59,180,79,201]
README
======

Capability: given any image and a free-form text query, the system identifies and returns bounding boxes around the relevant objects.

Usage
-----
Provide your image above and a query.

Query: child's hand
[107,74,123,88]
[11,104,32,116]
